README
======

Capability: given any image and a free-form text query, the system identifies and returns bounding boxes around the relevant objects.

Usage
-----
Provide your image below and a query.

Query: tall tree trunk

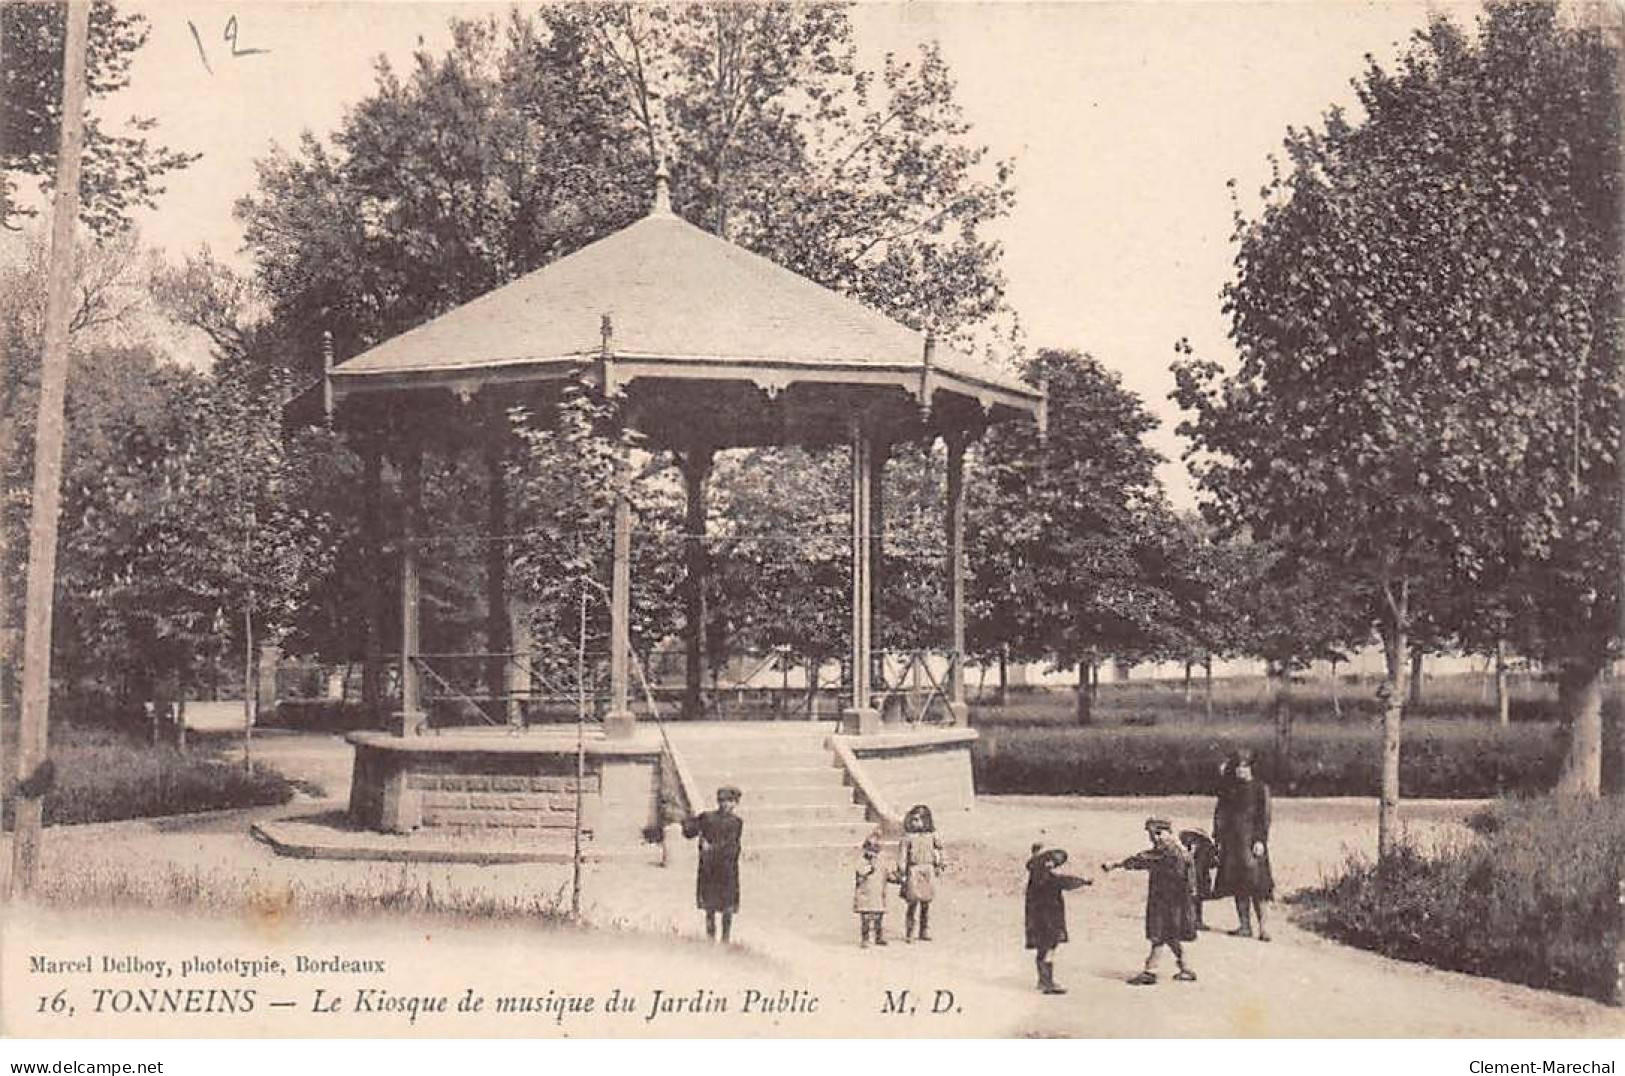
[1075,662,1092,726]
[780,652,790,715]
[1183,660,1193,705]
[242,604,254,772]
[804,655,821,719]
[1378,582,1410,862]
[1203,655,1214,721]
[1495,638,1510,727]
[1271,661,1293,789]
[1329,656,1342,719]
[996,647,1009,707]
[1408,649,1424,706]
[1555,651,1606,798]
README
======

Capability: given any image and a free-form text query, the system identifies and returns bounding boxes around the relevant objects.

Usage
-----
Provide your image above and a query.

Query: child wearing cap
[1024,843,1092,994]
[682,785,744,942]
[853,831,896,948]
[1102,817,1198,985]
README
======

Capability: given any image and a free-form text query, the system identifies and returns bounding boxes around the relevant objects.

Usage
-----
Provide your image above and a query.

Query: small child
[1024,843,1091,994]
[1179,828,1218,931]
[854,833,894,947]
[1102,817,1198,985]
[897,803,944,942]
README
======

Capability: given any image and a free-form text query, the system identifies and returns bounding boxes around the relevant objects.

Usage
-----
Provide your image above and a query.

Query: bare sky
[108,0,1485,502]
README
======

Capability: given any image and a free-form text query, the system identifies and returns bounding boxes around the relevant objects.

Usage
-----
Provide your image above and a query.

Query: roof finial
[651,156,673,217]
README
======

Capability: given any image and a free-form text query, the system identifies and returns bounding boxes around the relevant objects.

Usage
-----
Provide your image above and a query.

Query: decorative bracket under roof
[916,330,937,424]
[752,370,793,400]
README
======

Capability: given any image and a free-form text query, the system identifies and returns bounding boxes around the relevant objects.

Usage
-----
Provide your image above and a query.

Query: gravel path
[3,732,1619,1038]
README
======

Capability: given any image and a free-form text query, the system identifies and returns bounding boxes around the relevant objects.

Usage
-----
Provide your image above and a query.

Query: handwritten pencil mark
[225,15,270,58]
[189,14,270,73]
[187,20,213,74]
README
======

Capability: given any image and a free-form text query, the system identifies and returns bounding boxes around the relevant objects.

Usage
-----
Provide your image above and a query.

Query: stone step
[734,803,867,825]
[681,756,836,774]
[666,737,832,754]
[703,785,856,807]
[684,765,846,787]
[746,828,878,851]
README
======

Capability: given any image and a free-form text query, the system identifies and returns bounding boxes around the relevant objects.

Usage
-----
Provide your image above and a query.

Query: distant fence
[265,647,966,727]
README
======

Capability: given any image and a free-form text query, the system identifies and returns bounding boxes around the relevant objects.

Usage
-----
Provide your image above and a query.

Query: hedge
[1291,795,1624,1004]
[971,720,1577,798]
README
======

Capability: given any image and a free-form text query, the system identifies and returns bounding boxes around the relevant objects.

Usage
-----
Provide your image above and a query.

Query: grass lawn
[968,675,1617,797]
[2,719,297,827]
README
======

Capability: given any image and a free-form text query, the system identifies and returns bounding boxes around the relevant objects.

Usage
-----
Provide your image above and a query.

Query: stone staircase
[665,726,876,851]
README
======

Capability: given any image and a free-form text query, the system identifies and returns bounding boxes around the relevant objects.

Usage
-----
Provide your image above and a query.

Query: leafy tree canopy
[1,0,198,237]
[969,348,1170,673]
[1173,1,1619,660]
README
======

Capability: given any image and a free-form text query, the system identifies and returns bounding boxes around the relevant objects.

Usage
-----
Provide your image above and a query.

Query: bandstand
[323,170,1043,856]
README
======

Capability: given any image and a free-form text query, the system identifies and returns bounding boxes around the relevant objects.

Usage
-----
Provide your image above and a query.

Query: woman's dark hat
[716,785,742,803]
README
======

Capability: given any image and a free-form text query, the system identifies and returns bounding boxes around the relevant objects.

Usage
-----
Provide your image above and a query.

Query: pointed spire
[651,157,673,217]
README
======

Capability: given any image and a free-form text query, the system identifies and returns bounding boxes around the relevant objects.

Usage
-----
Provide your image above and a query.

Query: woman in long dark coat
[682,785,743,942]
[1024,845,1091,994]
[1212,749,1273,941]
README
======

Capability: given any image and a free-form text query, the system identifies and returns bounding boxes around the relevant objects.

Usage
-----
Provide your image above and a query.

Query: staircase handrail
[829,737,903,837]
[630,647,701,821]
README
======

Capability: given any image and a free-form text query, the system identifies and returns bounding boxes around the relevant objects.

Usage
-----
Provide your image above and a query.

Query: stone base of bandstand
[253,723,979,863]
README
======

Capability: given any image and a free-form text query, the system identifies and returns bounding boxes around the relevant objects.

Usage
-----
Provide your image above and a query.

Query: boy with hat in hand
[682,785,744,942]
[1025,842,1092,994]
[1102,817,1198,985]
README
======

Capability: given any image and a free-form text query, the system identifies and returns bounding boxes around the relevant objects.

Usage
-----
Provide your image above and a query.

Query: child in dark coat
[1024,844,1091,994]
[682,785,744,942]
[1179,828,1218,931]
[1103,817,1198,985]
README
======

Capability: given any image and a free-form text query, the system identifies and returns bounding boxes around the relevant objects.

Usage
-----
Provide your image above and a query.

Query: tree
[507,382,684,702]
[61,362,331,719]
[1151,519,1366,726]
[1174,2,1621,853]
[707,447,850,702]
[237,12,649,382]
[1,0,197,237]
[238,4,1018,691]
[971,348,1170,724]
[556,3,1015,336]
[0,226,158,717]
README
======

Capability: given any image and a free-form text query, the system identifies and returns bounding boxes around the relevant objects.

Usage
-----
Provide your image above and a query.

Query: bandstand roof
[330,179,1042,449]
